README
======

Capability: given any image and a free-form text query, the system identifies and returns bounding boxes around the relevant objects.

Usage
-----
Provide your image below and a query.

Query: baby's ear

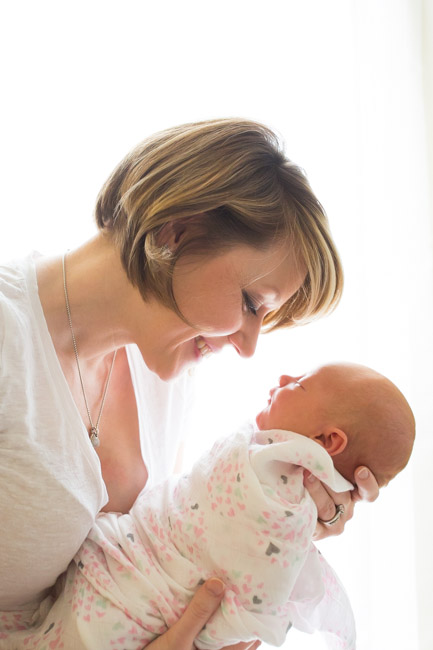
[311,427,348,456]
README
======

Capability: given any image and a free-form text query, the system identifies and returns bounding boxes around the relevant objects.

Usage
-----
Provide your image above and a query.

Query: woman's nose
[228,319,262,358]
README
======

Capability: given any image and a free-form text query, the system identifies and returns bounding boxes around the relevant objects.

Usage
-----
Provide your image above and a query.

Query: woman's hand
[146,577,260,650]
[304,466,379,541]
[219,644,261,650]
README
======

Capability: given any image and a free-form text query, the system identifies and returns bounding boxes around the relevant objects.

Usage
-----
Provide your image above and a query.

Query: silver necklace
[62,253,117,448]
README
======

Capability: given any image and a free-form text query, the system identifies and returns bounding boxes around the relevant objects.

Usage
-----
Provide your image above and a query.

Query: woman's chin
[156,355,203,382]
[143,343,201,382]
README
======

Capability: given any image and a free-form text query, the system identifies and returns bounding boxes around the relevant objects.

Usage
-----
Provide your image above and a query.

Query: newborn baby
[1,362,415,650]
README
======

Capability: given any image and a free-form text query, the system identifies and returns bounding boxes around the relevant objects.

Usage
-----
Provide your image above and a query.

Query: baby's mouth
[196,336,213,358]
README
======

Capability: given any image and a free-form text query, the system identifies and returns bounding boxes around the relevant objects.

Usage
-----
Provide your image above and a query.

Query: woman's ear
[156,215,204,251]
[155,221,186,251]
[311,427,348,456]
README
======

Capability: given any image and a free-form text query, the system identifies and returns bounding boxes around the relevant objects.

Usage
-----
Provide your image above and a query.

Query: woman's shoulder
[0,251,37,287]
[0,252,39,308]
[0,253,39,347]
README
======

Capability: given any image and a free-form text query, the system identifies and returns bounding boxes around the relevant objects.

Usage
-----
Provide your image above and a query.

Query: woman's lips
[195,335,213,358]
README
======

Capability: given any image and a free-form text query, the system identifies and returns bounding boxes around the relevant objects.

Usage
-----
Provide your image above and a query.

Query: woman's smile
[195,335,213,359]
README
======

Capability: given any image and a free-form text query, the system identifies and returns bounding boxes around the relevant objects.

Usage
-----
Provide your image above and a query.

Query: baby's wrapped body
[1,430,355,649]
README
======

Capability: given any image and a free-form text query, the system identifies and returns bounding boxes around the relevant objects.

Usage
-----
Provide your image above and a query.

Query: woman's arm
[146,578,260,650]
[304,466,379,540]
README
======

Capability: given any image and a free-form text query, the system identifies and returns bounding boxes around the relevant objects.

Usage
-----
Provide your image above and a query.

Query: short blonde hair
[95,118,343,330]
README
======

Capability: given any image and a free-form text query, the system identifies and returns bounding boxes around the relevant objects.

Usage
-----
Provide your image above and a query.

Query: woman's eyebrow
[252,286,282,309]
[261,286,281,301]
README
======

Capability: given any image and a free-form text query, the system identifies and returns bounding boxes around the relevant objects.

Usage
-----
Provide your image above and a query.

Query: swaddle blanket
[1,429,356,649]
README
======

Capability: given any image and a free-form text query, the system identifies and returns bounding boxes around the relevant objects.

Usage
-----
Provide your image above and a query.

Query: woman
[0,118,378,650]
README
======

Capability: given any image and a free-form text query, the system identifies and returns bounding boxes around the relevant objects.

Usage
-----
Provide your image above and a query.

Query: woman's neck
[36,233,140,363]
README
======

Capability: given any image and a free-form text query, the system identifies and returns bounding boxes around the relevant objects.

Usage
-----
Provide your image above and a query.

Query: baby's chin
[255,412,265,430]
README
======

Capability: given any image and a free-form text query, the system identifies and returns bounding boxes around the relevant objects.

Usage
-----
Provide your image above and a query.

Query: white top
[0,253,194,610]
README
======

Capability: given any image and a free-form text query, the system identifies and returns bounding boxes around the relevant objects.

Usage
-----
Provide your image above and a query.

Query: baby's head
[256,362,415,487]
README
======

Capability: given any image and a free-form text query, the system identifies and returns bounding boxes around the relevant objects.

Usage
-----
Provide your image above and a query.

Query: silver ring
[318,504,345,526]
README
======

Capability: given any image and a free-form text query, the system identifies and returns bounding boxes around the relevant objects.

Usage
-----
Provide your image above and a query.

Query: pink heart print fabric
[0,429,355,649]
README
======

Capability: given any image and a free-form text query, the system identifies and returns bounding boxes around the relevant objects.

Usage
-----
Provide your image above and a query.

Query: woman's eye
[242,290,259,316]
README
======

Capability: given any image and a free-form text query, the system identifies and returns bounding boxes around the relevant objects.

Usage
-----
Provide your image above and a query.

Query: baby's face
[256,367,329,436]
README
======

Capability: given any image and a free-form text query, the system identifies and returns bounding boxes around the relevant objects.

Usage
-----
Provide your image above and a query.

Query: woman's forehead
[239,245,306,298]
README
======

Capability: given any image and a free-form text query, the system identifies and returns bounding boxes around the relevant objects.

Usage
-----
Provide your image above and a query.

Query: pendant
[90,427,100,448]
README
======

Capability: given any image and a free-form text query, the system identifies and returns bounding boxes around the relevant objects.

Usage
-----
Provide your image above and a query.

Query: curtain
[1,1,431,648]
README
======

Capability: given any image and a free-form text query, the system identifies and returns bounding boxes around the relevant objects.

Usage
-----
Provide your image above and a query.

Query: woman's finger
[195,641,260,650]
[147,578,225,650]
[303,473,344,520]
[304,471,354,540]
[352,467,379,503]
[304,466,379,540]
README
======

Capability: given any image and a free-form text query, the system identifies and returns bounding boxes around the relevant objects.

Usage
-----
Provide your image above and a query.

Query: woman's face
[138,243,306,380]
